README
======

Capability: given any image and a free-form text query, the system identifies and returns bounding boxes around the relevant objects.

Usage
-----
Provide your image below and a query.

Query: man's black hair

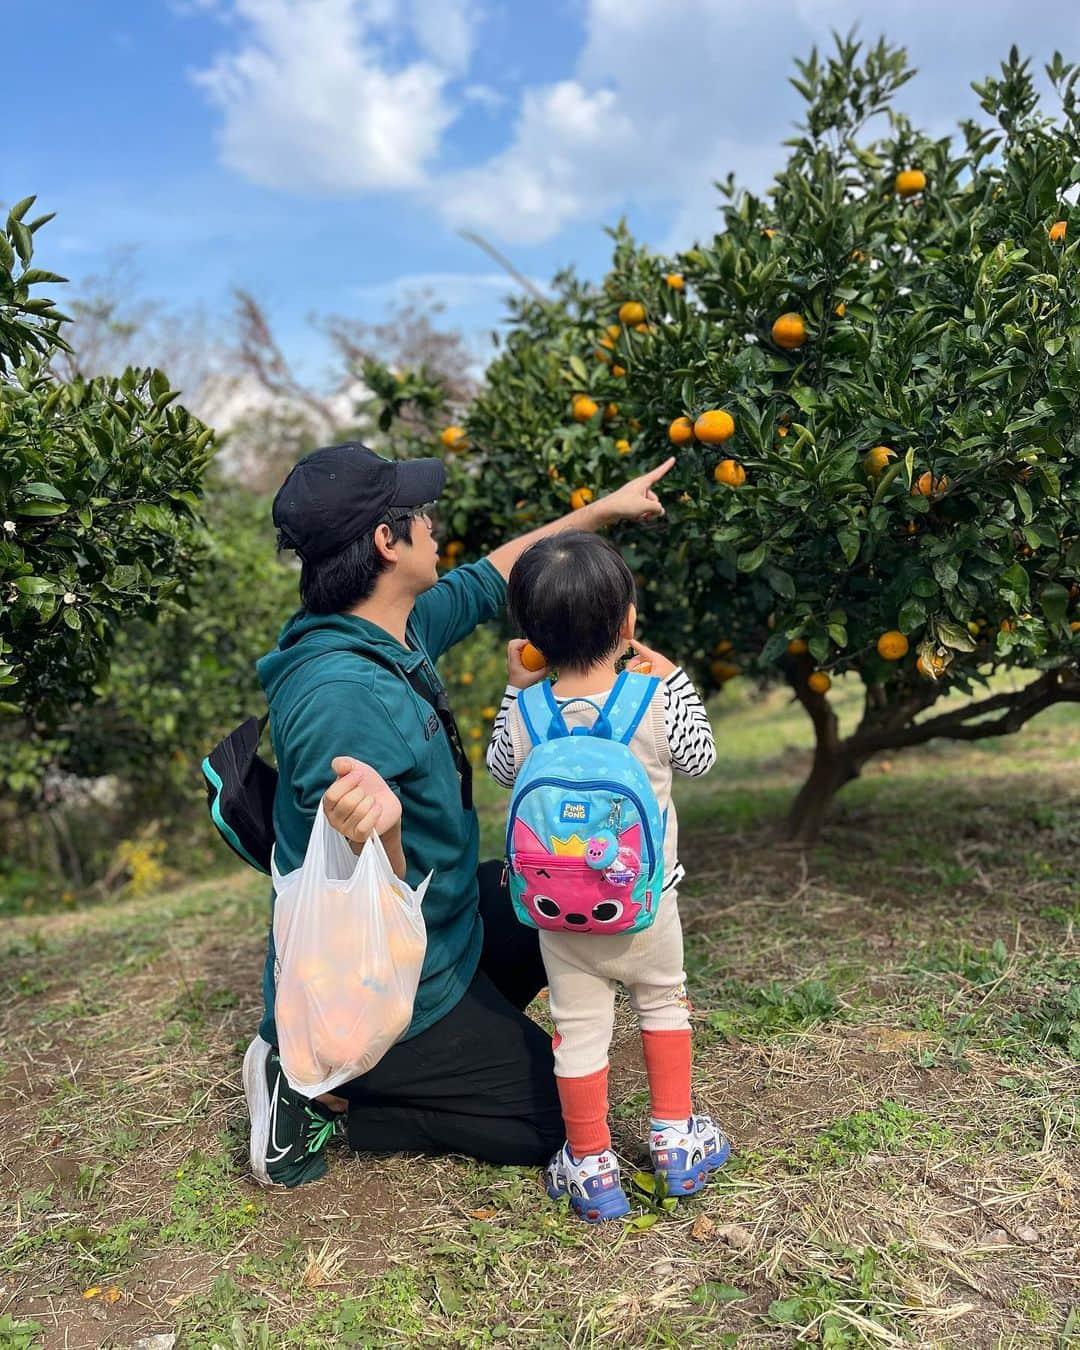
[288,510,415,614]
[507,531,636,671]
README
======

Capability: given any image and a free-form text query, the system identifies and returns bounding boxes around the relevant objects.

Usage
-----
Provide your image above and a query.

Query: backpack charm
[506,673,666,937]
[584,831,618,869]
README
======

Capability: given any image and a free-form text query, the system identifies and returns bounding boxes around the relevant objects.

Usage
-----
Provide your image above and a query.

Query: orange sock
[641,1029,692,1121]
[555,1067,610,1158]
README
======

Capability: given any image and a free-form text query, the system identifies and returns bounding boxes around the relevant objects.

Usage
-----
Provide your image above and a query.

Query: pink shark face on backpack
[511,820,646,934]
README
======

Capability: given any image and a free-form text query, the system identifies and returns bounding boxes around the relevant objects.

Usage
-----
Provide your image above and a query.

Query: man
[245,441,674,1187]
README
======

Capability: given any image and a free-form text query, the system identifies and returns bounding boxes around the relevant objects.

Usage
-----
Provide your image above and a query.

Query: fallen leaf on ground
[717,1222,754,1251]
[691,1214,717,1242]
[469,1207,498,1220]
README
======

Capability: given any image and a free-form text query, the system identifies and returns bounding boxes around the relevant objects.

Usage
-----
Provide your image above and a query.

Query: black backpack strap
[365,650,474,812]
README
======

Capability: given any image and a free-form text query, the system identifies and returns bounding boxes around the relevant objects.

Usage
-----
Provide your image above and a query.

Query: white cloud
[192,0,474,192]
[351,270,547,307]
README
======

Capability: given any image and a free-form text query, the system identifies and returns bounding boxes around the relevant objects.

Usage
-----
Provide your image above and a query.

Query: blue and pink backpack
[506,671,667,936]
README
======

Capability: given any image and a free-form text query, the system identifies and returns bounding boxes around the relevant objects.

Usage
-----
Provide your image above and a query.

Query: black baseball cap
[272,442,446,562]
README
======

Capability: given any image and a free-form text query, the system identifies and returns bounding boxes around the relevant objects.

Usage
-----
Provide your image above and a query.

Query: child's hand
[625,638,678,679]
[507,638,550,688]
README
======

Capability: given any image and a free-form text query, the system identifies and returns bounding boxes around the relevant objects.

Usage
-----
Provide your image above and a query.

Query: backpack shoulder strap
[602,671,662,746]
[518,680,570,745]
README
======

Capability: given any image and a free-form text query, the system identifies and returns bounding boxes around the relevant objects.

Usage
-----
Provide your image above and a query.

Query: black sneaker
[243,1036,340,1188]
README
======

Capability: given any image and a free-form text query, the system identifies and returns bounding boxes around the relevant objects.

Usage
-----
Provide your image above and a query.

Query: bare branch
[457,230,548,303]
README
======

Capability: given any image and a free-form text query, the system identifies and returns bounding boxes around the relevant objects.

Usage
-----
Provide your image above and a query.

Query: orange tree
[439,36,1080,841]
[0,199,213,801]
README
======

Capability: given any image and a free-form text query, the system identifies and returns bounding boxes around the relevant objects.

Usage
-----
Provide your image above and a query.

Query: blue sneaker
[649,1114,730,1196]
[545,1143,631,1223]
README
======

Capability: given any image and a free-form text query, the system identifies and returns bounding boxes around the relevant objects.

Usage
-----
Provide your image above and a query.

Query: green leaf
[999,562,1030,602]
[769,1296,808,1326]
[837,528,859,564]
[22,481,66,500]
[1013,483,1033,522]
[737,543,767,573]
[62,607,81,630]
[1039,581,1069,626]
[898,597,927,632]
[14,501,68,517]
[13,576,54,596]
[763,565,795,599]
[690,1282,745,1306]
[935,618,976,652]
[567,355,588,385]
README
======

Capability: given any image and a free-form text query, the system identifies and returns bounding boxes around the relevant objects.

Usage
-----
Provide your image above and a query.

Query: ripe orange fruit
[615,439,632,455]
[787,638,809,656]
[460,670,474,685]
[877,630,909,661]
[618,300,646,326]
[895,169,926,197]
[440,425,468,451]
[520,642,547,671]
[906,521,919,535]
[808,672,831,694]
[633,661,653,674]
[1000,619,1015,633]
[445,540,465,558]
[762,228,777,238]
[834,302,846,318]
[604,402,618,420]
[912,471,948,498]
[665,273,685,290]
[570,487,594,510]
[572,394,599,423]
[594,345,612,363]
[1069,621,1080,633]
[668,416,695,446]
[713,459,746,487]
[481,705,497,719]
[713,639,734,656]
[850,249,866,263]
[863,446,896,476]
[606,324,621,340]
[915,655,934,678]
[710,659,740,683]
[771,312,807,350]
[612,365,626,378]
[694,409,735,444]
[1050,220,1067,243]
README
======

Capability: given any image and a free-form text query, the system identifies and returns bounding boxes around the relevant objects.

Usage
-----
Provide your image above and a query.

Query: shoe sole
[656,1138,731,1197]
[243,1035,273,1188]
[546,1181,631,1223]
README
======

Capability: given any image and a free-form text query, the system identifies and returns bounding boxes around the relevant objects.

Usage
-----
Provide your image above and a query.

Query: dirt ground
[1,686,1077,1347]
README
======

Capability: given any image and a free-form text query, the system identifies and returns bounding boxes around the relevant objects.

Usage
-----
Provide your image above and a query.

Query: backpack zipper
[506,776,658,876]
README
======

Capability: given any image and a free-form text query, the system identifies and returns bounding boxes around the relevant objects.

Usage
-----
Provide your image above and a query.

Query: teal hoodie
[255,559,506,1046]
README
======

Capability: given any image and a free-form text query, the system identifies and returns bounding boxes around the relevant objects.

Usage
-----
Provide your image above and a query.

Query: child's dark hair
[507,531,636,671]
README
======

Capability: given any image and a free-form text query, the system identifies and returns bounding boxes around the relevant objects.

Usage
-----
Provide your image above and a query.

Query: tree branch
[853,669,1080,753]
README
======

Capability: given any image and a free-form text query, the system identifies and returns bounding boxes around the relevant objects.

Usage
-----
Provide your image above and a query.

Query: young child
[485,530,729,1222]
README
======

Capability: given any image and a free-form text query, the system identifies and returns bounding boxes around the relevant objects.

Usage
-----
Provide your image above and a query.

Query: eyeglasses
[385,502,435,528]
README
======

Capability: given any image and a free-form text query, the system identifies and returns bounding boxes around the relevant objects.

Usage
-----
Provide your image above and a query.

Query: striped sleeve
[663,668,716,777]
[485,685,522,789]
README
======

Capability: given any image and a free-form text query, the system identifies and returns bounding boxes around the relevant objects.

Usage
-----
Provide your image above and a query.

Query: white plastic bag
[271,805,430,1096]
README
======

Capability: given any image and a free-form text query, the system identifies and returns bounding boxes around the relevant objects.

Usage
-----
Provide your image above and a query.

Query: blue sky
[9,1,1080,386]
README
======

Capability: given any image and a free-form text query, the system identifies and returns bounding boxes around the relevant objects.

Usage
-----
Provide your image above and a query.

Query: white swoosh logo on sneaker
[267,1071,292,1163]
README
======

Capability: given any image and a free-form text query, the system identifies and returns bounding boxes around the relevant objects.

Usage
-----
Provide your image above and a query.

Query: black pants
[339,861,565,1166]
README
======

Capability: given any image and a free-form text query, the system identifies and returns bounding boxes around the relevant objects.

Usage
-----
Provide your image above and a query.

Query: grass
[1,677,1078,1347]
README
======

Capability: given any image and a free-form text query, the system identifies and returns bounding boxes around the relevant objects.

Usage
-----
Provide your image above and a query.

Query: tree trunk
[781,739,862,844]
[779,665,863,844]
